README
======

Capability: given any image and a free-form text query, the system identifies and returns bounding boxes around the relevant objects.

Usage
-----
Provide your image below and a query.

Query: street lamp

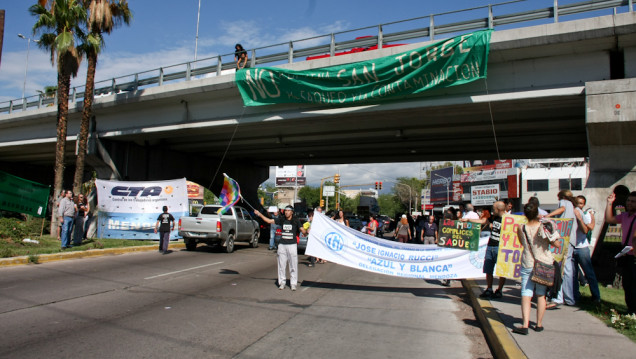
[194,0,202,67]
[434,173,450,206]
[17,34,38,100]
[394,182,413,215]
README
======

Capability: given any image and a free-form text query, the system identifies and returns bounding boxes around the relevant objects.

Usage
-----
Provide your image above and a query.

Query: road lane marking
[144,261,224,279]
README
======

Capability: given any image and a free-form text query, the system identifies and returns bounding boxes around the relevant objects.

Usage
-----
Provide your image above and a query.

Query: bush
[0,217,49,240]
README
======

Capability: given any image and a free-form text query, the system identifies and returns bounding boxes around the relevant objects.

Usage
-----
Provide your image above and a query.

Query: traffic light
[379,182,382,190]
[334,174,340,183]
[320,199,325,207]
[374,182,378,190]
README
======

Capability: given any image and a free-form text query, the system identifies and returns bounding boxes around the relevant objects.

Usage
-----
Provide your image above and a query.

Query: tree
[73,0,132,193]
[258,183,279,207]
[377,193,403,218]
[30,0,86,233]
[297,186,320,209]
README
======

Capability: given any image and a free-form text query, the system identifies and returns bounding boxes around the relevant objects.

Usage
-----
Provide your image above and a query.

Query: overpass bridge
[0,1,635,210]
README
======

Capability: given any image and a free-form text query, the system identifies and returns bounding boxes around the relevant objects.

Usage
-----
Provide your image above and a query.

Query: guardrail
[1,0,632,115]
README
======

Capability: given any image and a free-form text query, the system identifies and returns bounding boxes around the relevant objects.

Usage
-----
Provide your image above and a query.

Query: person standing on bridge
[154,206,175,254]
[255,205,307,291]
[235,44,248,71]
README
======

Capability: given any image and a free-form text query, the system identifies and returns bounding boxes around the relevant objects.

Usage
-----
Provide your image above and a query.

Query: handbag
[523,225,555,287]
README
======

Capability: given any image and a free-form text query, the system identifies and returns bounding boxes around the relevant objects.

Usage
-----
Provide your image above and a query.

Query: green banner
[236,30,492,106]
[0,171,50,217]
[438,219,481,251]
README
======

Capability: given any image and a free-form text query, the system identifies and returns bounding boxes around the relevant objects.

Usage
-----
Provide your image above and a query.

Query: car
[347,216,363,231]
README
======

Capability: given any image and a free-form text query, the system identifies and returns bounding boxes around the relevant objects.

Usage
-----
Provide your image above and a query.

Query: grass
[579,284,636,342]
[0,235,156,258]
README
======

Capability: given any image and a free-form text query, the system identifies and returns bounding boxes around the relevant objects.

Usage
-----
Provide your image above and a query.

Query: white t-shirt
[463,211,479,220]
[574,208,592,248]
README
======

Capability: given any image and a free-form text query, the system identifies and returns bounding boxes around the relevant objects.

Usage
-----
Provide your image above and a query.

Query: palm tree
[73,0,132,193]
[30,0,86,233]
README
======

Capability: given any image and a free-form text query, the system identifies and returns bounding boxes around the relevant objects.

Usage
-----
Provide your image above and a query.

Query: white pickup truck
[178,205,260,253]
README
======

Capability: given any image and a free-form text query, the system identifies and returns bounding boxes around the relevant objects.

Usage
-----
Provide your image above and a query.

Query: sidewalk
[465,279,636,359]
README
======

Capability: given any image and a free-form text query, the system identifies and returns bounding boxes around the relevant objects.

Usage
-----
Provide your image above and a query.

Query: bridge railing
[1,0,632,115]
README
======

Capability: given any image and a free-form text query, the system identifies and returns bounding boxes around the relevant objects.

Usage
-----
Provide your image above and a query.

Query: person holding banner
[513,203,562,335]
[605,191,636,314]
[255,205,307,291]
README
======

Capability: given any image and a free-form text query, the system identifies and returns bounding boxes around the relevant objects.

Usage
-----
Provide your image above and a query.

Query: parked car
[178,205,259,253]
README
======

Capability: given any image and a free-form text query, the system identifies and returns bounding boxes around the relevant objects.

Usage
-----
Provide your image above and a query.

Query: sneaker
[492,289,503,299]
[279,284,285,290]
[479,289,494,298]
[308,263,314,267]
[291,286,297,291]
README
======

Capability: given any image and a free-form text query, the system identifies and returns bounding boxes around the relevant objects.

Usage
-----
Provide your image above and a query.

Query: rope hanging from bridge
[483,78,501,161]
[207,106,247,191]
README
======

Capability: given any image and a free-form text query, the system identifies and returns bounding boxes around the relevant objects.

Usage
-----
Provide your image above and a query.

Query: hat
[401,214,407,218]
[284,205,294,211]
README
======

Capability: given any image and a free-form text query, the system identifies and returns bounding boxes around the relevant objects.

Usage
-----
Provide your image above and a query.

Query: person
[414,214,426,244]
[513,202,562,334]
[528,196,548,216]
[306,210,317,267]
[368,214,379,237]
[72,193,89,246]
[394,214,411,243]
[605,191,636,314]
[334,210,349,227]
[463,203,479,220]
[255,205,307,291]
[572,195,601,304]
[268,207,279,251]
[58,190,76,249]
[505,201,513,214]
[465,201,507,298]
[55,190,65,241]
[422,215,438,245]
[234,43,248,70]
[154,205,175,254]
[544,189,579,308]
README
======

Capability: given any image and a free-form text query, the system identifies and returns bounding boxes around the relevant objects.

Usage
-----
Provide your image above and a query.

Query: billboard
[430,167,453,203]
[471,184,500,206]
[96,178,188,240]
[275,165,306,186]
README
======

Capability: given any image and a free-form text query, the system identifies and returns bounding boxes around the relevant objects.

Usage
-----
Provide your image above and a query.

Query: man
[463,203,479,220]
[505,201,513,214]
[58,190,76,249]
[154,205,175,254]
[255,205,307,291]
[268,207,279,250]
[528,196,548,216]
[465,201,507,298]
[414,214,426,244]
[605,191,636,314]
[572,195,601,303]
[368,214,379,237]
[422,215,438,245]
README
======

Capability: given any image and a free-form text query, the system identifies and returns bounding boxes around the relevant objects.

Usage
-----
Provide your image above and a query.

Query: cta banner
[495,214,573,280]
[0,170,49,217]
[96,178,188,240]
[237,30,492,106]
[306,213,488,280]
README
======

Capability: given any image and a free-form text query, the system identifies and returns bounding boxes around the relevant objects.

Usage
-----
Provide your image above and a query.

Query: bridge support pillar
[584,79,636,244]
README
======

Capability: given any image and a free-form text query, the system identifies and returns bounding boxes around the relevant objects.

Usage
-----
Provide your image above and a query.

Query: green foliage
[298,186,320,208]
[28,254,40,264]
[0,217,47,240]
[377,194,403,217]
[579,284,636,342]
[204,187,218,205]
[258,183,279,207]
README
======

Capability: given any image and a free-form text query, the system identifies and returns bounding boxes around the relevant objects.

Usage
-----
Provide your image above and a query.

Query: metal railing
[1,0,632,115]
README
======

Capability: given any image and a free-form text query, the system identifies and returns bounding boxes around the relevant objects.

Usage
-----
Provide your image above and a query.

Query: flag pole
[239,194,257,212]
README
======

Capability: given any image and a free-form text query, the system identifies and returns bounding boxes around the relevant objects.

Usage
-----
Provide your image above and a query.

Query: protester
[334,210,349,227]
[544,189,579,308]
[414,214,426,244]
[234,43,248,70]
[604,191,636,314]
[572,195,601,304]
[154,205,175,254]
[58,190,76,249]
[513,202,562,335]
[55,190,65,241]
[394,214,411,243]
[306,210,317,267]
[368,214,379,237]
[528,196,548,216]
[422,215,438,245]
[268,207,279,251]
[72,193,89,246]
[505,200,513,214]
[463,203,479,220]
[464,201,507,298]
[255,205,307,291]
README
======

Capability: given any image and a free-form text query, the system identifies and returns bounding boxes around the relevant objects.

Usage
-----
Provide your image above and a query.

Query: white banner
[95,178,189,240]
[306,213,488,279]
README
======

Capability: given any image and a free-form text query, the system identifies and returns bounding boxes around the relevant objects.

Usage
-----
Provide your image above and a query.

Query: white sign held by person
[306,213,488,279]
[96,178,188,240]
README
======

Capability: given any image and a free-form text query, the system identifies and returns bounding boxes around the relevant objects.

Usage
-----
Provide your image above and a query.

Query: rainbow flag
[217,174,241,215]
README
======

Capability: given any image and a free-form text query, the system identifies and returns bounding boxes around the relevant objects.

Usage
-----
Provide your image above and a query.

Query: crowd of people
[56,189,91,249]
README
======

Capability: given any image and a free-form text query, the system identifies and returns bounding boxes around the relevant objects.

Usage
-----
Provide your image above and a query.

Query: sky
[0,0,619,190]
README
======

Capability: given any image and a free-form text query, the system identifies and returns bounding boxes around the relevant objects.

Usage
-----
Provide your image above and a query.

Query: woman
[513,203,561,335]
[234,43,248,70]
[334,210,349,227]
[73,194,89,246]
[480,209,492,239]
[394,214,411,243]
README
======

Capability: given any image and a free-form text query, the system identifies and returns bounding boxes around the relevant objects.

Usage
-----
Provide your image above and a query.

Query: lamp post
[194,0,202,69]
[17,34,37,100]
[434,173,450,206]
[394,182,413,215]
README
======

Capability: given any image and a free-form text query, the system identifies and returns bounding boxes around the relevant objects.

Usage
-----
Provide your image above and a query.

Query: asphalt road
[0,245,490,358]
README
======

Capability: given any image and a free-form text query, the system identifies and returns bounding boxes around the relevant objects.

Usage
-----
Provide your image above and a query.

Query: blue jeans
[573,246,601,302]
[555,244,576,305]
[60,216,74,248]
[269,224,278,248]
[520,265,548,297]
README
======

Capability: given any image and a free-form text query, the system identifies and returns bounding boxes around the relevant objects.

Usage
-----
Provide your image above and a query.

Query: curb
[462,279,527,359]
[0,242,186,267]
